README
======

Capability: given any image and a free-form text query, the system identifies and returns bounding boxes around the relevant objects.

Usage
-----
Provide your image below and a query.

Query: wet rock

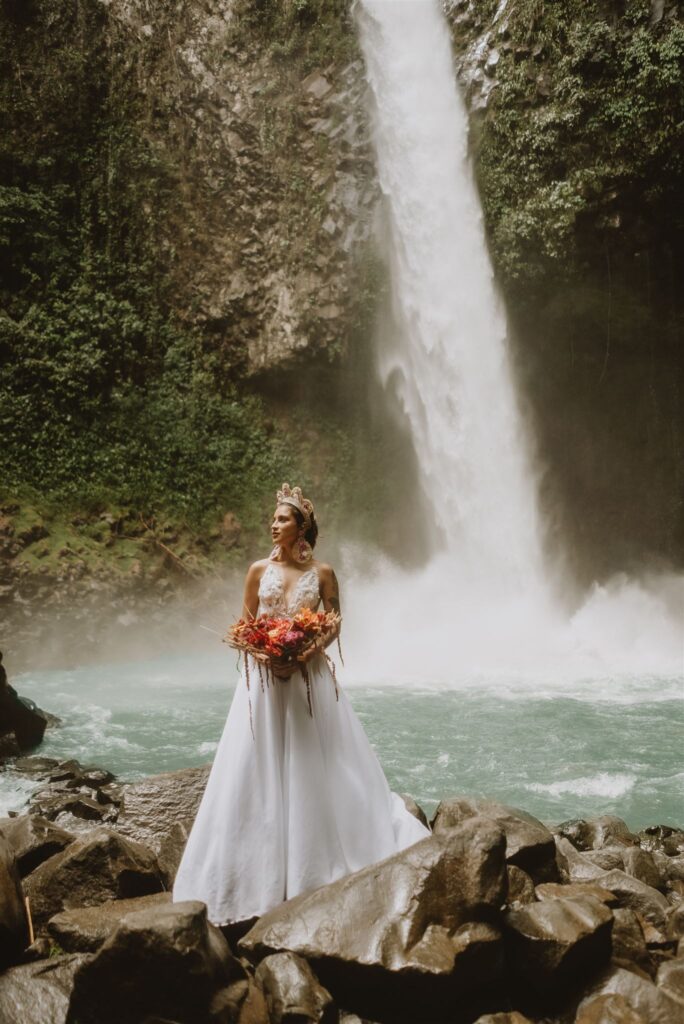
[0,952,90,1024]
[241,819,507,1020]
[0,814,74,876]
[555,836,613,883]
[115,764,210,854]
[24,826,164,933]
[157,818,192,887]
[666,903,684,941]
[69,900,243,1024]
[11,756,60,776]
[584,847,629,873]
[472,1014,535,1024]
[536,881,617,906]
[637,827,684,858]
[504,895,613,1002]
[29,790,111,823]
[610,908,652,976]
[0,833,30,969]
[622,847,664,891]
[595,870,670,928]
[575,993,646,1022]
[400,793,429,830]
[580,965,682,1023]
[555,817,637,852]
[47,891,172,952]
[507,865,536,907]
[255,951,336,1023]
[657,958,684,1009]
[432,797,557,882]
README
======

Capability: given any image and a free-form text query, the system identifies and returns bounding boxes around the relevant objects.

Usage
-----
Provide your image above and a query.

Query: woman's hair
[291,505,318,549]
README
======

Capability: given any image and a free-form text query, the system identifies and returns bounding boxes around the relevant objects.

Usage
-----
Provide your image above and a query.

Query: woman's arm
[299,564,341,664]
[241,561,264,620]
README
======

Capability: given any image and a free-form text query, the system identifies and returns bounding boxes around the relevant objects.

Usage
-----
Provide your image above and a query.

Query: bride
[173,483,430,927]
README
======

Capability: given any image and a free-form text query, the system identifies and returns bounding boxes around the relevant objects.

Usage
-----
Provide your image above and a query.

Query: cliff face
[93,0,378,374]
[445,0,683,578]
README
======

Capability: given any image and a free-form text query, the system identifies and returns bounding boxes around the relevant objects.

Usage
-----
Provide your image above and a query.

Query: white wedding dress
[172,561,430,925]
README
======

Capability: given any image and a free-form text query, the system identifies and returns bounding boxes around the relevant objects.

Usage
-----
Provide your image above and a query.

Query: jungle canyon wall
[0,0,682,663]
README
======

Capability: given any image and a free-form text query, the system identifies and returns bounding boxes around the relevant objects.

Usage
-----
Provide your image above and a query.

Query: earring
[294,535,313,564]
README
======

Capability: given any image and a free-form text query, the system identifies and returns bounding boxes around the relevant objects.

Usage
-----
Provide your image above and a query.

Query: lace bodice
[257,562,321,617]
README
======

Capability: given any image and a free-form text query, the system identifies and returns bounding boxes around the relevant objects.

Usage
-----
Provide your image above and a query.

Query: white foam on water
[525,773,637,800]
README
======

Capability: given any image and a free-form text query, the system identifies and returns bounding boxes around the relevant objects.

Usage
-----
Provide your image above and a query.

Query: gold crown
[276,483,314,528]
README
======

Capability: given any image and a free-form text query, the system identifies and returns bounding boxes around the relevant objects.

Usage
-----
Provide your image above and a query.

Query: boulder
[637,827,684,858]
[579,965,682,1024]
[255,951,336,1023]
[0,814,75,876]
[621,847,664,891]
[575,993,647,1022]
[29,790,113,824]
[594,870,670,928]
[583,848,629,873]
[157,818,192,887]
[0,689,49,750]
[0,952,90,1024]
[114,764,210,854]
[504,895,613,1003]
[507,866,536,907]
[657,958,684,1007]
[241,819,508,1021]
[209,977,270,1024]
[431,797,557,882]
[666,903,684,941]
[555,836,608,883]
[610,908,652,976]
[554,817,637,852]
[69,900,244,1024]
[0,833,30,969]
[400,793,429,830]
[472,1015,534,1024]
[47,891,172,952]
[535,881,617,907]
[24,826,163,933]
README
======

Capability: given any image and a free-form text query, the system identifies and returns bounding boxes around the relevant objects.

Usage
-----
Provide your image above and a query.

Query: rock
[622,847,664,890]
[504,895,613,1003]
[507,865,536,907]
[210,977,270,1024]
[580,965,683,1023]
[584,848,628,872]
[611,908,652,976]
[255,951,336,1023]
[0,814,74,876]
[23,826,164,933]
[47,891,172,952]
[432,797,557,882]
[29,790,110,823]
[0,689,49,750]
[595,870,670,928]
[472,1014,535,1024]
[241,819,507,1021]
[555,836,616,883]
[666,903,684,941]
[0,952,90,1024]
[575,993,647,1022]
[69,900,244,1024]
[0,833,30,969]
[115,764,210,854]
[399,793,429,830]
[555,817,637,852]
[657,958,684,1006]
[536,881,618,907]
[302,71,332,101]
[638,828,684,858]
[157,818,192,887]
[11,756,60,776]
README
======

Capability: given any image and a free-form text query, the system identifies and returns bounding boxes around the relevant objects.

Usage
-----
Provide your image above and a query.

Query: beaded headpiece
[276,483,314,529]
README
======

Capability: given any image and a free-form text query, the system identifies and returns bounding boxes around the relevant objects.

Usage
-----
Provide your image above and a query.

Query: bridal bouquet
[224,608,342,728]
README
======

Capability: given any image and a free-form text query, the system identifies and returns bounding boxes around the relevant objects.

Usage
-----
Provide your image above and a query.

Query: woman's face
[271,503,300,550]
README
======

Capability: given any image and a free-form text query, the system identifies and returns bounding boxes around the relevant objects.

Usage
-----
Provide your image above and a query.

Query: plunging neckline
[269,562,319,614]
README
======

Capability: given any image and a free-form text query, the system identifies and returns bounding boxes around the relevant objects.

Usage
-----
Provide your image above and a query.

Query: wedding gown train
[172,561,430,925]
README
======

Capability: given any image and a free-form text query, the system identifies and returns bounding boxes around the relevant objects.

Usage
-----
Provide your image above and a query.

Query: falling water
[348,0,683,682]
[354,0,545,592]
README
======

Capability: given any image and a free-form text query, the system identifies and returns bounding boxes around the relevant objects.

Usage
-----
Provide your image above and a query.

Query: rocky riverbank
[1,754,683,1023]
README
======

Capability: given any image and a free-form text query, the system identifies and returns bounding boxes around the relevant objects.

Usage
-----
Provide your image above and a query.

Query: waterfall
[344,0,683,684]
[354,0,545,593]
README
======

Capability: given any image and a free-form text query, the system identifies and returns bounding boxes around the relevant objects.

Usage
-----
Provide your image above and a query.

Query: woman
[173,483,429,926]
